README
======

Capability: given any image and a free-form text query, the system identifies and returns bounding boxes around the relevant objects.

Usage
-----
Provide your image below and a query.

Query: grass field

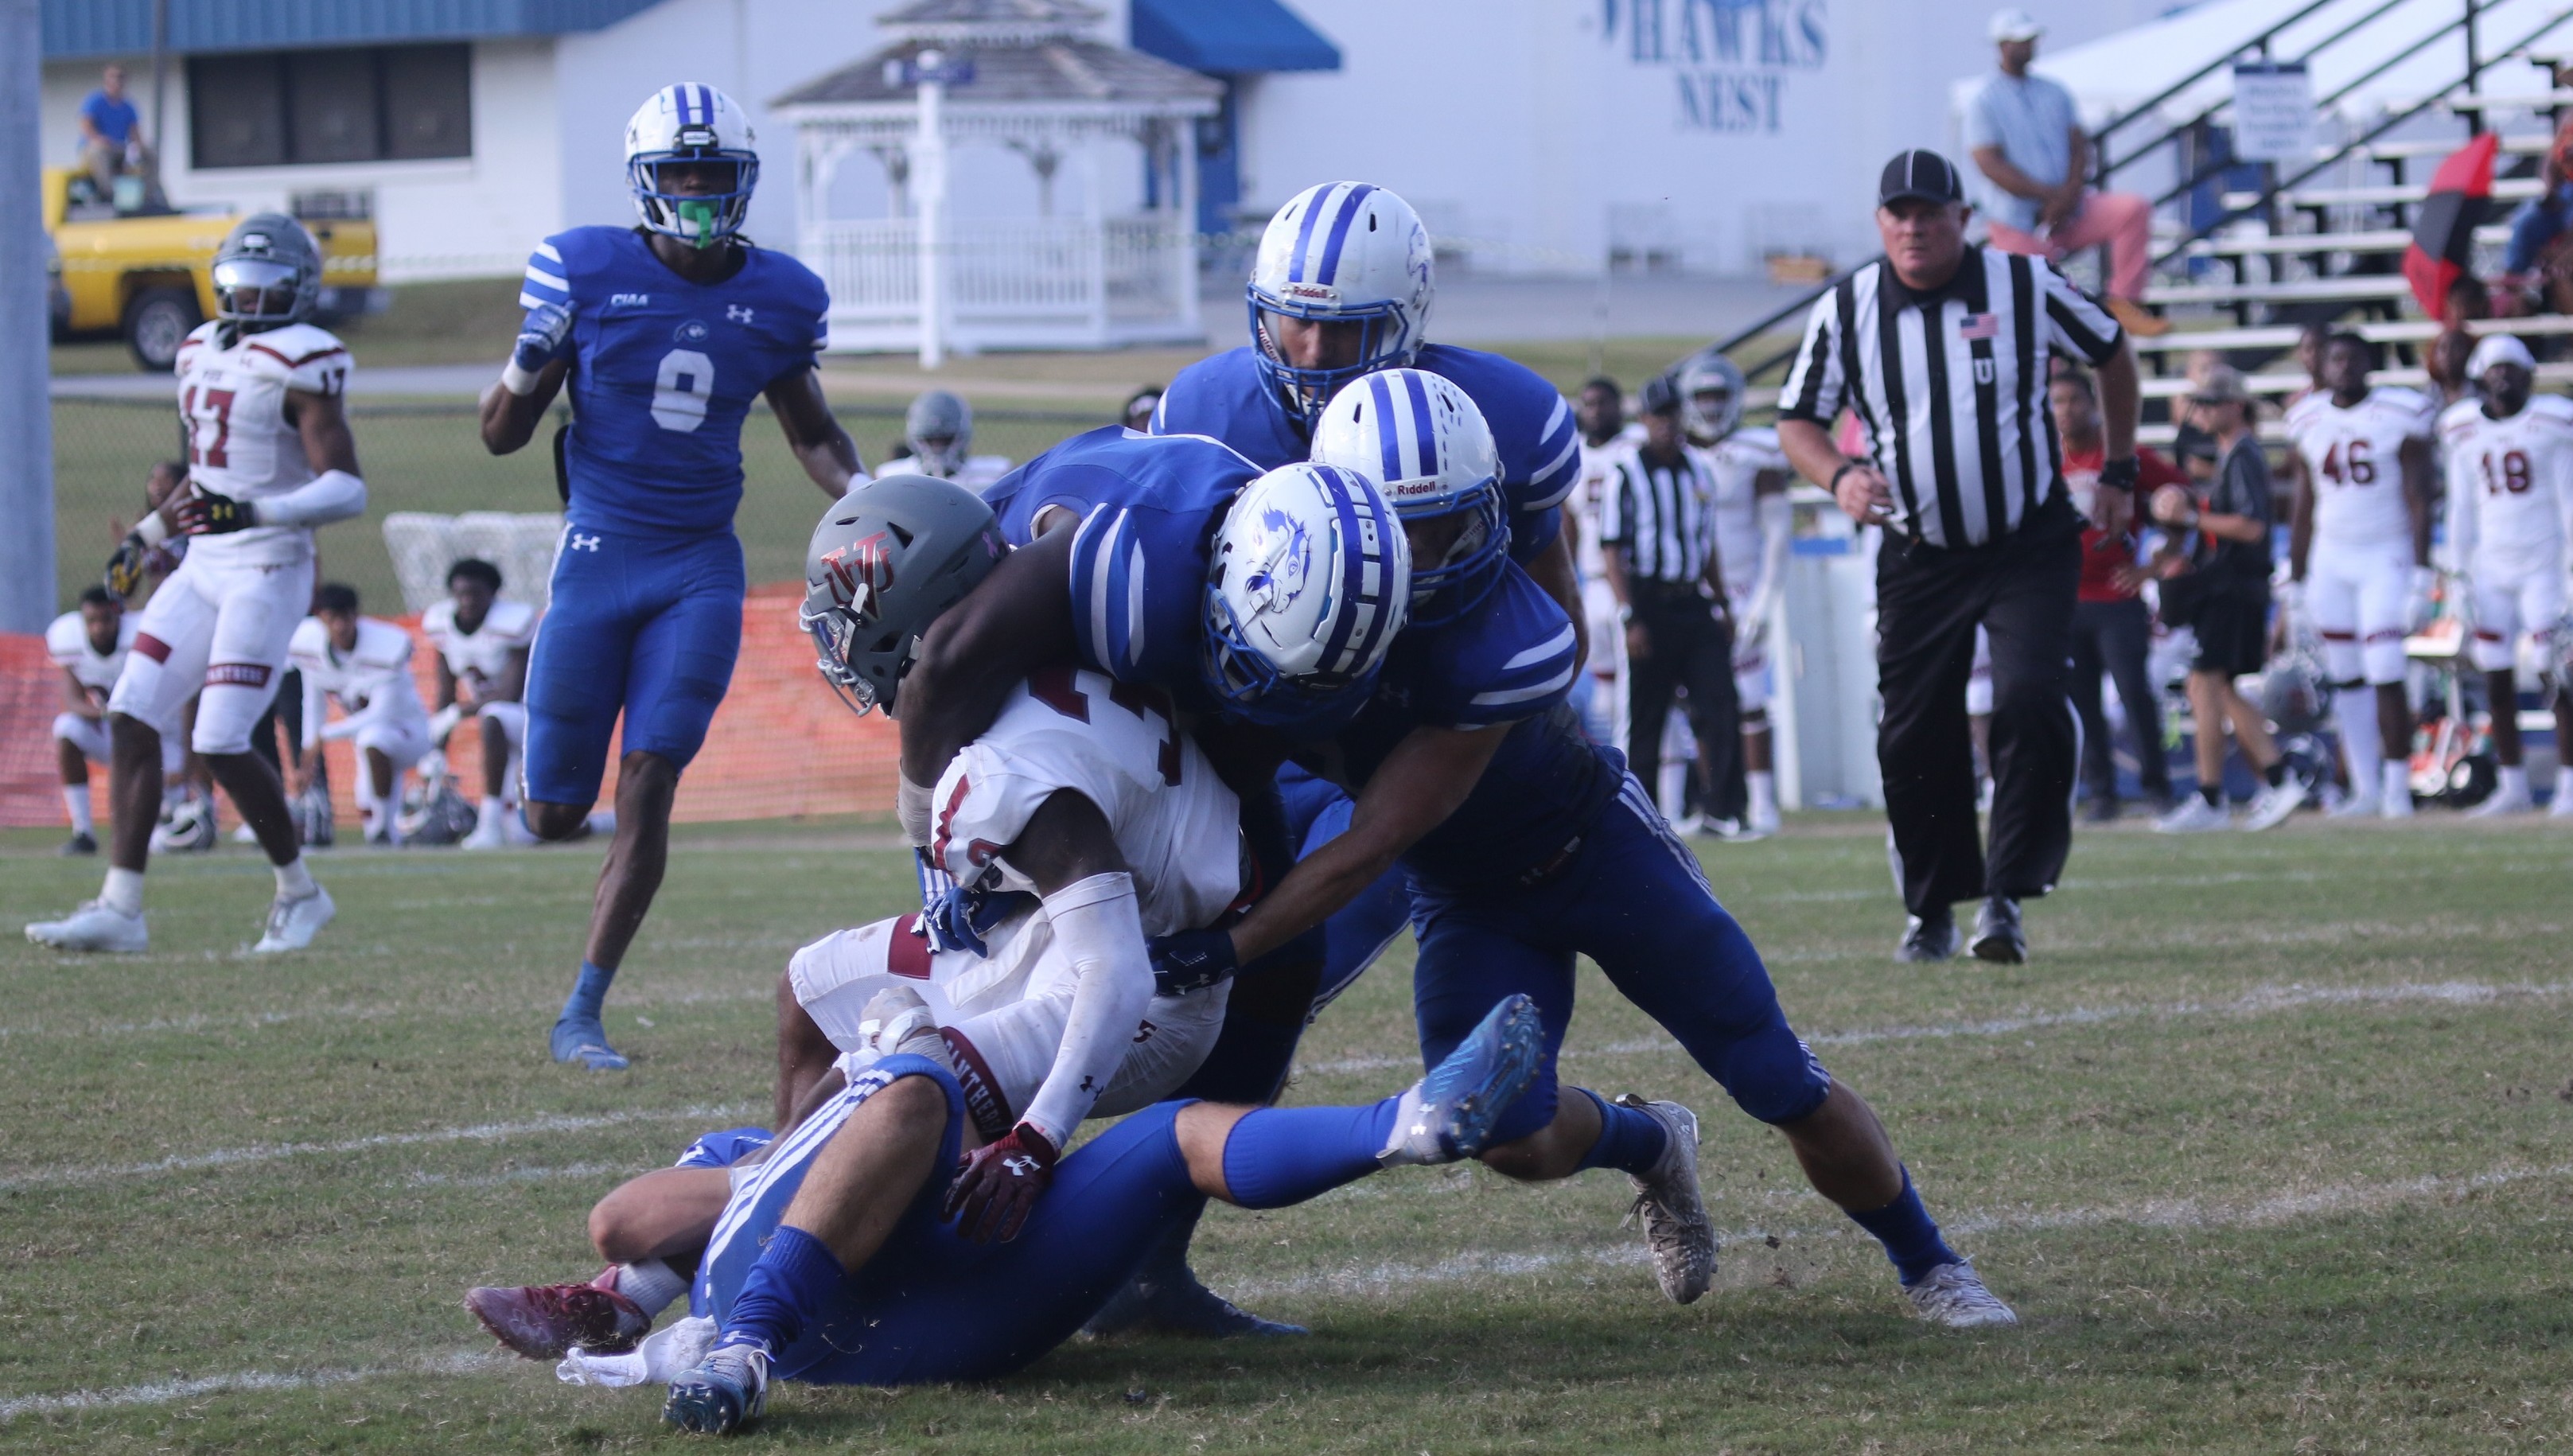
[5,813,2571,1452]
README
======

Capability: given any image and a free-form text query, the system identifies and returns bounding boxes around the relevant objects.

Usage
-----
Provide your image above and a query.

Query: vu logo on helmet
[821,530,897,613]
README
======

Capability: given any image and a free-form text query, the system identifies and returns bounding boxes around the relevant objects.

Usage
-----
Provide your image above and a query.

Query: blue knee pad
[1711,1015,1833,1125]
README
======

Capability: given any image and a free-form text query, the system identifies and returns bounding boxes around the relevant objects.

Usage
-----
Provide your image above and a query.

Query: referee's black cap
[1640,373,1682,415]
[1878,149,1966,207]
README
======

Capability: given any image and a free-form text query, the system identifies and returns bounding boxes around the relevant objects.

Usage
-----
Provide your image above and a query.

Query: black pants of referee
[1624,582,1744,824]
[1877,494,2081,917]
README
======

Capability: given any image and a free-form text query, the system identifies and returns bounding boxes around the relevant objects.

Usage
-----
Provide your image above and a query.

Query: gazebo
[772,0,1223,359]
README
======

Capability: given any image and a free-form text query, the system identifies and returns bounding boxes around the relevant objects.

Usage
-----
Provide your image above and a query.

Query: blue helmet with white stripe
[625,84,760,248]
[1204,463,1411,726]
[1310,368,1504,627]
[1248,182,1435,431]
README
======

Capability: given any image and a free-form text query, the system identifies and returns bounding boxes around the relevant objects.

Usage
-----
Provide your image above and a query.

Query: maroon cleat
[465,1275,652,1361]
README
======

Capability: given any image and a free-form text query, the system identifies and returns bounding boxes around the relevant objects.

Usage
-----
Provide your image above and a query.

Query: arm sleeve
[1017,873,1152,1150]
[2038,263,2124,366]
[252,469,367,528]
[1777,295,1847,426]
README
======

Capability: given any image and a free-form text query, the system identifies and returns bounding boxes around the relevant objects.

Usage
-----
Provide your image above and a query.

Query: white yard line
[1294,978,2573,1077]
[12,1158,2565,1419]
[0,1104,758,1193]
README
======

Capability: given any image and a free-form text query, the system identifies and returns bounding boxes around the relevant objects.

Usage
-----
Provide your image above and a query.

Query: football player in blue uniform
[480,84,862,1072]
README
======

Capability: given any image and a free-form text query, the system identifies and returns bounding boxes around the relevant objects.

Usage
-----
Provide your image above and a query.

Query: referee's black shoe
[1896,909,1960,963]
[1970,896,2026,964]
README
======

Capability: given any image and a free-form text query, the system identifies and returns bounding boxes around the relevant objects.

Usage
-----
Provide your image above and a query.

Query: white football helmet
[1248,182,1435,429]
[1677,348,1746,445]
[625,84,760,247]
[1204,462,1411,726]
[1310,368,1504,626]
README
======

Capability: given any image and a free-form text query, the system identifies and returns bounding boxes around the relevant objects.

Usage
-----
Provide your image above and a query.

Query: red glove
[944,1123,1058,1243]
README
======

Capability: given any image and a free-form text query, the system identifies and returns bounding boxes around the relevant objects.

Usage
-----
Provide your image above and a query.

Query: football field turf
[3,816,2569,1452]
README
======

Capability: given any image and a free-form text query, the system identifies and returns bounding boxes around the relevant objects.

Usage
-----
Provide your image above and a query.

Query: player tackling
[480,83,862,1070]
[27,215,364,955]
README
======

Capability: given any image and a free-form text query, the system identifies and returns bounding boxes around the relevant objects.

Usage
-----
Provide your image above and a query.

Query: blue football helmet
[1310,368,1505,627]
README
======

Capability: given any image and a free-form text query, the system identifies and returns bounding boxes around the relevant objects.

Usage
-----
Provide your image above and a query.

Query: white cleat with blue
[551,1015,631,1072]
[1378,993,1544,1167]
[250,886,335,954]
[663,1340,769,1435]
[25,900,150,954]
[1904,1260,2020,1329]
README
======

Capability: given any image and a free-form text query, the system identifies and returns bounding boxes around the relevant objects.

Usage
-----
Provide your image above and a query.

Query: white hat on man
[1989,8,2045,42]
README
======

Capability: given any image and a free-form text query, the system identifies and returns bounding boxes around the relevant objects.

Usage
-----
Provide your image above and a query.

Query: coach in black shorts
[1777,149,2142,964]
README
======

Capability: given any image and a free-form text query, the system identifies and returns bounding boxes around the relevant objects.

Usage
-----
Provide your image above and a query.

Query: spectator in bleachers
[1965,10,2167,337]
[2056,366,2182,821]
[2498,111,2573,306]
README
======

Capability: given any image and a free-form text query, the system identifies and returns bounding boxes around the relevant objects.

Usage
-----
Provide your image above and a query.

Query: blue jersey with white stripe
[519,227,828,536]
[982,427,1259,718]
[1152,343,1580,559]
[1298,566,1614,890]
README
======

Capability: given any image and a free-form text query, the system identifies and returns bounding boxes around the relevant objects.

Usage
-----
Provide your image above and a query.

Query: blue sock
[1571,1088,1671,1174]
[559,960,615,1026]
[715,1225,843,1353]
[1844,1166,1962,1286]
[1220,1099,1400,1209]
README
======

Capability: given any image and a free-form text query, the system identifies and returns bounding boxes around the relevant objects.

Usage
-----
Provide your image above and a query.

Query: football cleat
[1614,1095,1717,1304]
[250,886,334,954]
[465,1278,652,1361]
[664,1341,770,1435]
[2154,795,2230,833]
[25,900,148,953]
[59,831,98,857]
[552,1015,631,1072]
[1379,993,1543,1166]
[1081,1263,1307,1339]
[461,817,506,850]
[1896,912,1959,964]
[1903,1260,2020,1329]
[2241,778,2307,831]
[1969,896,2026,964]
[2325,788,2380,819]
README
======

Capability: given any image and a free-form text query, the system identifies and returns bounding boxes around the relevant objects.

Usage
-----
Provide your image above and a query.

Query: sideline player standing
[2283,333,2437,818]
[2439,336,2573,816]
[27,216,363,955]
[480,83,862,1070]
[1680,349,1794,836]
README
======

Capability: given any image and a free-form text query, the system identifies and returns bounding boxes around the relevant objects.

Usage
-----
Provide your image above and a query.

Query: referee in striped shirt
[1777,149,2141,964]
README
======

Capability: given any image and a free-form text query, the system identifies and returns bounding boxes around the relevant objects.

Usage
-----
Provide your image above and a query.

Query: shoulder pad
[45,613,84,659]
[288,617,329,657]
[490,598,539,636]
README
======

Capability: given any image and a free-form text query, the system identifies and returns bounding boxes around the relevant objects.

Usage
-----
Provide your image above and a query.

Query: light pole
[0,0,59,629]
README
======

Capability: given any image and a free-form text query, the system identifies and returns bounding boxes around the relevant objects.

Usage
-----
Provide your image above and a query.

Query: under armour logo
[727,305,755,324]
[1003,1154,1041,1178]
[570,533,601,552]
[1078,1075,1097,1092]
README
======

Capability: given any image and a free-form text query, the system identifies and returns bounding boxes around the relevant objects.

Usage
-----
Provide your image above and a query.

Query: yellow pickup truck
[45,168,383,372]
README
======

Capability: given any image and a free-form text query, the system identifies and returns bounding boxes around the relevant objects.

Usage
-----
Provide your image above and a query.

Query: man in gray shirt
[1964,9,2166,337]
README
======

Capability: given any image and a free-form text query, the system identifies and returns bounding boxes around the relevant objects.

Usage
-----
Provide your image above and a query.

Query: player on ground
[26,215,362,955]
[2283,333,2438,818]
[2439,335,2573,816]
[288,583,434,847]
[480,83,862,1070]
[421,557,540,848]
[898,389,1012,493]
[1680,350,1793,837]
[45,587,181,856]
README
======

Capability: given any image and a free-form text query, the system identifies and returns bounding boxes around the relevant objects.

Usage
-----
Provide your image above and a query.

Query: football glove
[944,1122,1058,1243]
[174,488,252,535]
[103,537,150,601]
[513,301,578,375]
[1148,926,1240,998]
[921,882,1032,958]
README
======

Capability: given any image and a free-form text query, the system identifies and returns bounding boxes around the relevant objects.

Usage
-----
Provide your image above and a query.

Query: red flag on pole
[2404,132,2500,317]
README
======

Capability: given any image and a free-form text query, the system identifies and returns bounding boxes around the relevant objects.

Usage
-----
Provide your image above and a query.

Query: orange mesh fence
[0,583,899,831]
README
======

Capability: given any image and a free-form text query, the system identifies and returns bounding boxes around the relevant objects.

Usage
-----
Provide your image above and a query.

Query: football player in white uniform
[899,390,1014,495]
[288,584,434,847]
[1683,351,1793,835]
[421,557,540,847]
[1569,376,1632,745]
[26,215,364,954]
[2439,335,2573,816]
[2283,332,2437,818]
[45,587,177,855]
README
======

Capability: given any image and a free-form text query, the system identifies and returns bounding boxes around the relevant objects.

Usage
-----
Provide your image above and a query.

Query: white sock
[274,856,317,899]
[2380,760,2412,807]
[2334,685,2381,796]
[63,784,94,836]
[614,1257,689,1316]
[100,866,145,915]
[477,796,504,831]
[2498,765,2529,800]
[1748,769,1777,821]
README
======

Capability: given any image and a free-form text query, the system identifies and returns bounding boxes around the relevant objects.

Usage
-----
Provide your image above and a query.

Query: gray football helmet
[212,212,323,331]
[1676,348,1746,445]
[801,473,1009,717]
[904,390,974,478]
[399,757,480,846]
[2259,648,2331,738]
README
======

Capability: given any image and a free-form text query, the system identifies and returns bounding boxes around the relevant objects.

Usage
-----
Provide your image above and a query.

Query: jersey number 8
[652,348,714,433]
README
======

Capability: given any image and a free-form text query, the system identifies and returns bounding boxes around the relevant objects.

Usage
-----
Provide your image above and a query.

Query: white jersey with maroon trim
[47,611,138,696]
[421,597,537,701]
[2287,387,2432,553]
[173,320,352,568]
[929,664,1242,933]
[288,616,427,739]
[1705,426,1786,595]
[2439,393,2573,575]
